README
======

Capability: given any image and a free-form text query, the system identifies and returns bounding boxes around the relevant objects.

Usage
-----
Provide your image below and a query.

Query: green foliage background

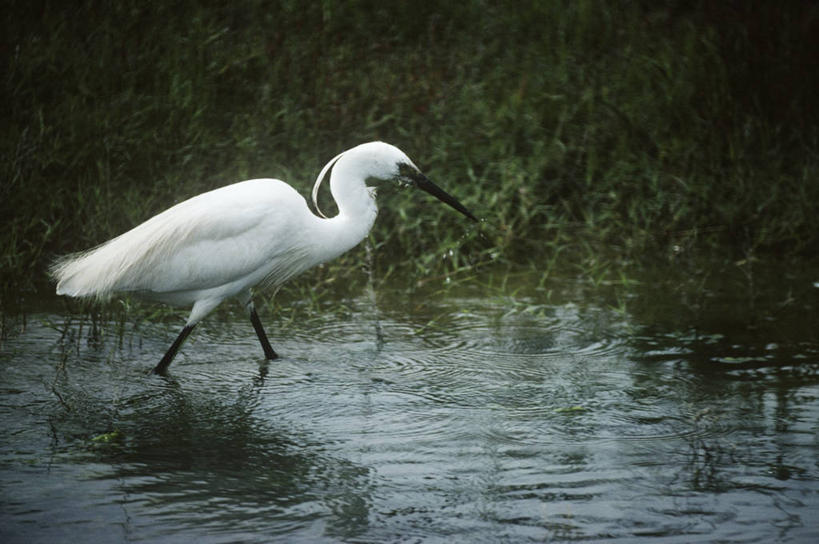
[3,0,818,297]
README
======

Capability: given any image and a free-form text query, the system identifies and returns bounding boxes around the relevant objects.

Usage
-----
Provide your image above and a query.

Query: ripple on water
[7,290,817,543]
[421,308,624,359]
[252,301,702,457]
[38,303,731,454]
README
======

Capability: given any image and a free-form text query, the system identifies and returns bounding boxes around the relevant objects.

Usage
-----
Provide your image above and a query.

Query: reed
[2,1,817,303]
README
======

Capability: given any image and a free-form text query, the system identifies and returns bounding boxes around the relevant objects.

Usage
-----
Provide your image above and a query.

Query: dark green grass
[2,0,818,303]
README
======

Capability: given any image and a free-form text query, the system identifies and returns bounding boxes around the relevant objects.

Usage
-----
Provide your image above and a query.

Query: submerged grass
[2,1,818,311]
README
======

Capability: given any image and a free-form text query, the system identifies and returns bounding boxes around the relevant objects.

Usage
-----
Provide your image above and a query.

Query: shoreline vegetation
[3,1,818,305]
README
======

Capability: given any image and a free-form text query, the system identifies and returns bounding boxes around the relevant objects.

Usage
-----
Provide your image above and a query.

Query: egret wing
[53,179,316,299]
[127,179,314,294]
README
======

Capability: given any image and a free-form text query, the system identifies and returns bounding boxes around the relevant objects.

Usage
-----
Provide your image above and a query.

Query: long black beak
[414,173,479,222]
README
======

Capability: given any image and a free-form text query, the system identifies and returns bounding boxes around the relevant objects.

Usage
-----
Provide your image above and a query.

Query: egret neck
[313,150,379,263]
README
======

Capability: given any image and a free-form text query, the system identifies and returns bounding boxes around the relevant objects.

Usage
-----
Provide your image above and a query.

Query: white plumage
[52,141,477,374]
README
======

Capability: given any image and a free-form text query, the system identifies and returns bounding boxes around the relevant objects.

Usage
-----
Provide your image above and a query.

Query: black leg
[152,324,195,375]
[249,306,278,360]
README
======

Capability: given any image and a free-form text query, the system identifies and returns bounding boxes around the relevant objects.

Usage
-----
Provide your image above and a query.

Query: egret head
[312,142,478,222]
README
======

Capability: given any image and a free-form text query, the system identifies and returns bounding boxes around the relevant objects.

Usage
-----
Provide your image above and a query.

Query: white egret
[51,142,477,374]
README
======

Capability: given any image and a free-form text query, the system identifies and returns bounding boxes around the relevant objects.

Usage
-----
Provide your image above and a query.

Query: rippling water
[1,260,818,542]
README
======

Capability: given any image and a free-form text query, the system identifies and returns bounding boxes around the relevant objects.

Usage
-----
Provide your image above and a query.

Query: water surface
[1,257,817,542]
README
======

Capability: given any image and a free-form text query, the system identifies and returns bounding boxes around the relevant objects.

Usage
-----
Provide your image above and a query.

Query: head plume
[311,149,346,219]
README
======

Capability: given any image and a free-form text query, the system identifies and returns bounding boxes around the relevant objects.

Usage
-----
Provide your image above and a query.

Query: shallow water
[1,258,818,542]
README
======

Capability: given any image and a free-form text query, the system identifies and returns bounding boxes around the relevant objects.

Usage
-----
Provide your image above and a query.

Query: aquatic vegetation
[2,1,817,305]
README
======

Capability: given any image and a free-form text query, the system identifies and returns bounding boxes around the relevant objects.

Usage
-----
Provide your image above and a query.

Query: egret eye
[396,162,420,188]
